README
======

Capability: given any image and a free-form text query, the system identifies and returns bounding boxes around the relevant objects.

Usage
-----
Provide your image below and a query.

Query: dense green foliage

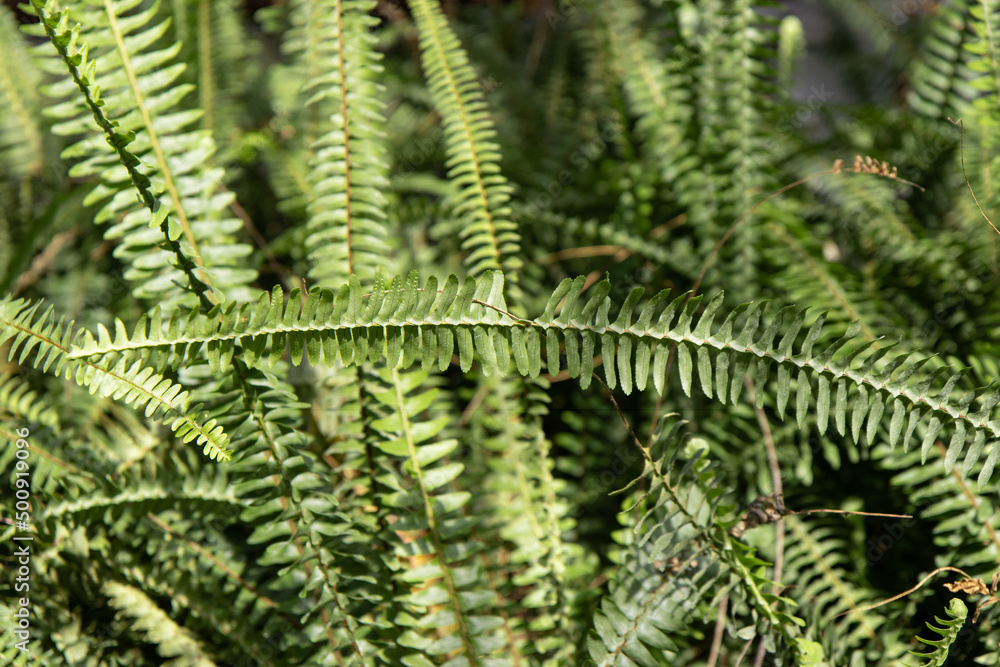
[5,0,1000,665]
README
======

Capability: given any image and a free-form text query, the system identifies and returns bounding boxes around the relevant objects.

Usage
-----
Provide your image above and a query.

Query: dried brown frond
[830,155,925,191]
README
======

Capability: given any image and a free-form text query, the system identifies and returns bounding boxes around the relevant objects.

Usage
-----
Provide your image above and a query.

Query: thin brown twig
[459,382,490,426]
[538,245,628,264]
[752,641,769,667]
[789,509,912,519]
[523,0,550,80]
[583,247,632,292]
[826,566,973,622]
[947,117,1000,237]
[592,374,647,455]
[707,594,729,667]
[650,213,687,238]
[13,228,78,296]
[734,636,755,667]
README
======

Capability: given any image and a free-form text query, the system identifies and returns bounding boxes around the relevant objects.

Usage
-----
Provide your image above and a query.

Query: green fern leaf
[0,296,231,459]
[904,598,968,667]
[28,0,257,311]
[409,0,521,285]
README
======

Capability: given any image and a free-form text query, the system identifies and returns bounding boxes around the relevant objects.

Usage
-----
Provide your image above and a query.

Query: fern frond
[0,373,59,428]
[781,515,893,661]
[882,439,1000,574]
[288,0,392,287]
[904,597,968,667]
[0,6,44,179]
[589,434,723,665]
[590,0,689,183]
[474,374,587,661]
[907,0,978,119]
[103,580,219,667]
[308,0,390,287]
[369,365,519,663]
[40,484,242,533]
[189,361,392,663]
[960,1,1000,224]
[67,272,1000,486]
[409,0,521,285]
[594,418,816,665]
[0,297,231,459]
[28,0,257,311]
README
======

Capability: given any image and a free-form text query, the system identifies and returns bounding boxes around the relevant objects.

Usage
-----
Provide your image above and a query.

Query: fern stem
[29,0,218,311]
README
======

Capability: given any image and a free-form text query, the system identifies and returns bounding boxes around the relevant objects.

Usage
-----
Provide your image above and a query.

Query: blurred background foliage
[5,0,1000,665]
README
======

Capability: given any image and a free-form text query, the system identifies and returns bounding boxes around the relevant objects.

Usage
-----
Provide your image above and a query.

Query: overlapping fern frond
[61,272,1000,488]
[907,0,978,120]
[591,426,729,666]
[0,6,44,181]
[102,580,219,667]
[0,373,59,428]
[27,0,257,311]
[0,296,231,459]
[13,1,1000,665]
[780,514,908,663]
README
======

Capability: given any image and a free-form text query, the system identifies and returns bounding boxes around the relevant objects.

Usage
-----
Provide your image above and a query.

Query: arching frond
[0,6,44,180]
[102,580,219,667]
[0,296,231,459]
[0,373,59,428]
[67,272,1000,486]
[286,0,392,287]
